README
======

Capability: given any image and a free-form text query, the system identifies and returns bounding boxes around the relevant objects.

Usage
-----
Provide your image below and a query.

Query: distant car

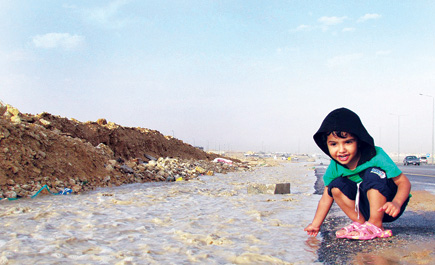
[403,156,420,166]
[419,156,428,164]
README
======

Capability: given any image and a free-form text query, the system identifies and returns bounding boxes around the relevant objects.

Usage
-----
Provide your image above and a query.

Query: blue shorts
[327,167,409,222]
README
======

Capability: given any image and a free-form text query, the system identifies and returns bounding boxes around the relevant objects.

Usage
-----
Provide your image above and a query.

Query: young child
[304,108,411,240]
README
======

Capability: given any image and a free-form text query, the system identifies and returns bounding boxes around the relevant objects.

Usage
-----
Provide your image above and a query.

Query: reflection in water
[304,237,321,256]
[0,163,323,264]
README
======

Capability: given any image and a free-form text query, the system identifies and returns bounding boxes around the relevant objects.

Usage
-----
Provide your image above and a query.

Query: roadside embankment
[0,102,256,200]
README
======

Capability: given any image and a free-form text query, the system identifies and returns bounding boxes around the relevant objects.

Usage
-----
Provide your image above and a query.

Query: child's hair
[321,131,359,143]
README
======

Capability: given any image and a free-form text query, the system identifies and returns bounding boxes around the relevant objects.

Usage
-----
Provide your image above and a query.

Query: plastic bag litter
[212,158,233,165]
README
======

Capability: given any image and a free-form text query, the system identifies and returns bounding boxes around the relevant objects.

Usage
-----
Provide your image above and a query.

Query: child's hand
[378,201,401,217]
[304,223,320,237]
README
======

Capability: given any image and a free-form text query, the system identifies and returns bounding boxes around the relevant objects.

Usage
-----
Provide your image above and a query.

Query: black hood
[313,108,376,161]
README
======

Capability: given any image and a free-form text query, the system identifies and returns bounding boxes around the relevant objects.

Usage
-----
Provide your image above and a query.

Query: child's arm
[304,186,334,236]
[378,173,411,217]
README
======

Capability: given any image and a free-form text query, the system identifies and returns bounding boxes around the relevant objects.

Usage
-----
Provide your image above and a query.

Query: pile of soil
[35,112,217,162]
[0,102,241,198]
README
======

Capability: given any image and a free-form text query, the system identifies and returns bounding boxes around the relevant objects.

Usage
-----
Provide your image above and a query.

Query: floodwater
[0,163,322,264]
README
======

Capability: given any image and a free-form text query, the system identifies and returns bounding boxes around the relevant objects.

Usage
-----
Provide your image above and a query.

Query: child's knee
[327,178,357,200]
[330,187,343,197]
[366,188,387,200]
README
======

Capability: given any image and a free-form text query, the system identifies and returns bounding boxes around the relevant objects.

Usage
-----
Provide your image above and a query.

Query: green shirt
[323,146,402,186]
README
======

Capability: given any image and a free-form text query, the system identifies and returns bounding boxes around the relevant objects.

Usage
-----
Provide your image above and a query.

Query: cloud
[318,16,347,26]
[317,16,348,32]
[293,16,351,33]
[376,50,392,56]
[326,53,363,67]
[358,13,382,22]
[84,0,131,29]
[342,27,355,32]
[32,33,85,50]
[294,24,313,32]
[276,46,298,54]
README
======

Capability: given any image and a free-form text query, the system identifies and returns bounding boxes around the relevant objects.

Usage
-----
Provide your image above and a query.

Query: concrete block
[247,183,291,194]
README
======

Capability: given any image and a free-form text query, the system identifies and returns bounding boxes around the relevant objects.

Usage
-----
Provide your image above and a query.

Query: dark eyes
[328,140,355,146]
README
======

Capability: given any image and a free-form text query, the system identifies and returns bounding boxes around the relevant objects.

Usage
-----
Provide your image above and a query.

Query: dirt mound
[0,102,242,199]
[35,112,217,162]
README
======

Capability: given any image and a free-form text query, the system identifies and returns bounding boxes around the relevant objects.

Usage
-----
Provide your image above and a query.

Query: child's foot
[335,222,363,238]
[346,221,393,240]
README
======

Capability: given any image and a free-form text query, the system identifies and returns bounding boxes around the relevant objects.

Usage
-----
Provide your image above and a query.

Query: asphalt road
[398,164,435,193]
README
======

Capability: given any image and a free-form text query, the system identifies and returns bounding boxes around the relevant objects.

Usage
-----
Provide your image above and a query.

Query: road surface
[399,164,435,194]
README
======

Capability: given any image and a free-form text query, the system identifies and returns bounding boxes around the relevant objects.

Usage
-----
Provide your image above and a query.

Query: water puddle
[0,163,322,264]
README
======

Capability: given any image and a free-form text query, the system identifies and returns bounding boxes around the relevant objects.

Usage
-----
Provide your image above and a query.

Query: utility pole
[390,113,405,163]
[419,94,434,164]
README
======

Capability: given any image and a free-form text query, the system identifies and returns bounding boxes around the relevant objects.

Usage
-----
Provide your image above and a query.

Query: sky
[1,1,435,156]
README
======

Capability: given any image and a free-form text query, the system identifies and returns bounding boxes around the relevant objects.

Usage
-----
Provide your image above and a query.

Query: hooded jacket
[313,107,376,164]
[314,108,401,186]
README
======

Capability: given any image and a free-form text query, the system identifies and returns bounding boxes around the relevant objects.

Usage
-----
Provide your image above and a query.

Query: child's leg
[331,187,365,222]
[366,189,387,229]
[328,178,366,237]
[328,178,365,222]
[360,167,408,227]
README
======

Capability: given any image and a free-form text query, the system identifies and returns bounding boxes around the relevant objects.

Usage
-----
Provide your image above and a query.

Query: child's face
[326,132,360,170]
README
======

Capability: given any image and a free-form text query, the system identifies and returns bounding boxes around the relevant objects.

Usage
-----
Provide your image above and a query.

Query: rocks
[0,155,252,199]
[120,165,134,174]
[3,191,17,199]
[96,143,114,157]
[247,183,291,194]
[1,102,24,124]
[144,154,157,161]
[0,101,6,116]
[96,118,107,125]
[112,156,253,184]
[38,118,51,127]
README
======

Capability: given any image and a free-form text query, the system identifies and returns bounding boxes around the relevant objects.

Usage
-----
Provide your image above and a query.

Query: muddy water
[0,163,322,264]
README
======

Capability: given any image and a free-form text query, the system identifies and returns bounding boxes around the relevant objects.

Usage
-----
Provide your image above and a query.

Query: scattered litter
[213,158,233,165]
[195,166,206,174]
[31,185,73,198]
[57,188,73,195]
[145,154,157,161]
